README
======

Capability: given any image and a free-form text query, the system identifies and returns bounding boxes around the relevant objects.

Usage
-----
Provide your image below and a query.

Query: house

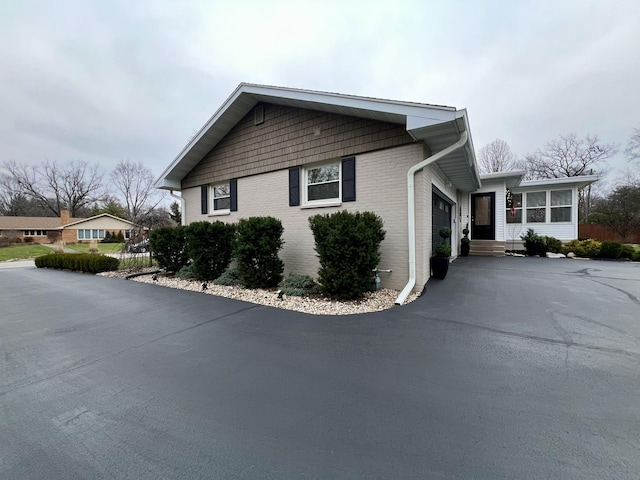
[155,83,596,303]
[0,209,135,244]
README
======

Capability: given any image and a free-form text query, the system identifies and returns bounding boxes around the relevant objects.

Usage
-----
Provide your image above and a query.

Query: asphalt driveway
[0,257,639,479]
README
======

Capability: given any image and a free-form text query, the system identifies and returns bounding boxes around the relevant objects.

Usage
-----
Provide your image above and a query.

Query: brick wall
[183,143,428,291]
[182,103,414,189]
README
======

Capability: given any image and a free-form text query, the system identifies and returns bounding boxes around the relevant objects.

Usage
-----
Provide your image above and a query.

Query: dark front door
[471,193,495,240]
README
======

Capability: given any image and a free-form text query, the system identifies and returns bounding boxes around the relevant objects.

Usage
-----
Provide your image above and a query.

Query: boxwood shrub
[562,239,601,258]
[234,216,284,288]
[150,226,189,272]
[35,253,119,273]
[309,210,385,300]
[185,221,236,280]
[598,241,622,259]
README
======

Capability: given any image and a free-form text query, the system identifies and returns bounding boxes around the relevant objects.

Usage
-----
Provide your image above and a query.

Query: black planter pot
[431,256,450,279]
[461,241,470,257]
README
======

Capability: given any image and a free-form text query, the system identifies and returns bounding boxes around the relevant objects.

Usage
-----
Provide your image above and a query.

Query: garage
[432,190,452,252]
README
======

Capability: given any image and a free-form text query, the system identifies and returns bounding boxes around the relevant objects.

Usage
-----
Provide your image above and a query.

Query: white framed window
[24,230,47,236]
[124,230,132,240]
[77,229,105,240]
[211,182,230,214]
[550,189,572,222]
[526,191,546,223]
[506,193,523,224]
[302,162,341,206]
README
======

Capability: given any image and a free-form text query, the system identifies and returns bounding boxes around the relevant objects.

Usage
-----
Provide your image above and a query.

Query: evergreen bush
[235,216,284,288]
[35,253,119,273]
[214,266,241,286]
[309,210,385,300]
[620,244,635,259]
[562,239,601,257]
[544,236,563,254]
[150,226,189,272]
[185,221,236,280]
[598,241,623,259]
[521,229,547,256]
[279,273,317,296]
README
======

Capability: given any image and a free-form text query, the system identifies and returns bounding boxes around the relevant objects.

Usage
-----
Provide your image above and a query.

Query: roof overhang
[155,83,481,192]
[518,175,600,190]
[480,170,526,188]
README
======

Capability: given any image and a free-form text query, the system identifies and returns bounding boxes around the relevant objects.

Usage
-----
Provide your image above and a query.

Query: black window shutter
[201,185,208,214]
[342,157,356,202]
[230,178,238,212]
[289,167,300,206]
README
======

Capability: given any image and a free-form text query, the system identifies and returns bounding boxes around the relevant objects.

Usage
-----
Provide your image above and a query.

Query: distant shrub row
[150,211,386,300]
[35,253,120,273]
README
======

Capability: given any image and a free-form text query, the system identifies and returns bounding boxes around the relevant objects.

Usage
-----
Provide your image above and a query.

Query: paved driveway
[0,258,638,479]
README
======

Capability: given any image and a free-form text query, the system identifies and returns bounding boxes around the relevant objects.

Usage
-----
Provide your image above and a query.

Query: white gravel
[99,269,419,315]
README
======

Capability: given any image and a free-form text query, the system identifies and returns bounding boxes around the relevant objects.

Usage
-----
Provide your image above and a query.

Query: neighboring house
[155,83,597,303]
[0,209,135,244]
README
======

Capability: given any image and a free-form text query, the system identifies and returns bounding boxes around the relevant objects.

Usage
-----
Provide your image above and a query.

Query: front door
[471,193,495,240]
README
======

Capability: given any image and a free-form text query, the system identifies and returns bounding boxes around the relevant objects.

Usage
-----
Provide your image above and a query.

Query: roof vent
[254,104,265,125]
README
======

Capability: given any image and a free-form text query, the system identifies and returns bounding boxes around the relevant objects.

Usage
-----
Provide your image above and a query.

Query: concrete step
[469,240,505,257]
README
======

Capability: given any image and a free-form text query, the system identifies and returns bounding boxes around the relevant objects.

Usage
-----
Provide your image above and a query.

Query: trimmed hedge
[562,239,601,258]
[235,216,285,288]
[185,221,236,280]
[35,253,119,273]
[309,210,385,300]
[150,226,189,272]
[598,241,622,259]
[621,244,635,259]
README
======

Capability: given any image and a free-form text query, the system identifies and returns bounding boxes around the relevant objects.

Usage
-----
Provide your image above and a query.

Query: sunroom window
[506,193,523,224]
[550,189,572,222]
[526,191,546,223]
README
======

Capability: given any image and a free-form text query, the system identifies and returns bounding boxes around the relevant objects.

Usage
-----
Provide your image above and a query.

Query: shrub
[520,229,546,256]
[309,210,385,300]
[621,245,635,259]
[435,228,452,257]
[214,266,241,286]
[175,264,196,279]
[632,251,640,262]
[185,221,236,280]
[279,273,317,297]
[235,216,284,288]
[150,226,189,272]
[35,253,119,273]
[544,236,563,254]
[598,241,622,259]
[562,239,601,258]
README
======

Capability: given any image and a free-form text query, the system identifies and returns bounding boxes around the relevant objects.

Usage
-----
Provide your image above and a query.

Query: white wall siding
[183,143,426,291]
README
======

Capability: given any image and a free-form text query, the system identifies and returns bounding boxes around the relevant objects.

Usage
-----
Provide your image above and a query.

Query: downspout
[169,190,186,226]
[395,131,468,305]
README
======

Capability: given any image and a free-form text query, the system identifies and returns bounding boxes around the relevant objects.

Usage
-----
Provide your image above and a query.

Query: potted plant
[431,227,452,279]
[461,225,470,257]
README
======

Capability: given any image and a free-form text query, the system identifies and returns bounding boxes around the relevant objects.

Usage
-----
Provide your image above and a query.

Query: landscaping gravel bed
[99,269,419,315]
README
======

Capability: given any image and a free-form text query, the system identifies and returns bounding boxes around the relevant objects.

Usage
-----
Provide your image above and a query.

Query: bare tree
[520,133,617,180]
[110,160,156,220]
[2,159,104,217]
[625,127,640,165]
[477,139,516,173]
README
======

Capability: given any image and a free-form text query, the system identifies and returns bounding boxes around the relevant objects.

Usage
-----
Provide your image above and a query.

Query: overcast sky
[1,0,638,186]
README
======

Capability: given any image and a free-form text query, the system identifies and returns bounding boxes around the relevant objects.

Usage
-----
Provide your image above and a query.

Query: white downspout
[169,190,186,226]
[395,131,468,305]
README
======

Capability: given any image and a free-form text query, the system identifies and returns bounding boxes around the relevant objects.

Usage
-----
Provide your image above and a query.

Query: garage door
[432,191,452,252]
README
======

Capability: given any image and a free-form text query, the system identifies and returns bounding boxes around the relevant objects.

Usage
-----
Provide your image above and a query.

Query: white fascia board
[154,177,183,191]
[519,175,599,188]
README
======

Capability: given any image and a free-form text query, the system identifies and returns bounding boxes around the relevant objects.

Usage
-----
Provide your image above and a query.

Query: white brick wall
[183,143,427,291]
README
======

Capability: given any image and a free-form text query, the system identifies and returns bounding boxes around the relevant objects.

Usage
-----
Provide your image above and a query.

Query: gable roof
[155,83,481,192]
[0,216,81,230]
[61,213,135,229]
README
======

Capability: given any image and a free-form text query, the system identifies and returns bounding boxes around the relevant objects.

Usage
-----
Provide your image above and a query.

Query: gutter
[395,131,469,305]
[169,191,186,226]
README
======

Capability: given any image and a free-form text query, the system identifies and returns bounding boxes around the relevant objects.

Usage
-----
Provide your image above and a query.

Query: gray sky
[1,0,638,185]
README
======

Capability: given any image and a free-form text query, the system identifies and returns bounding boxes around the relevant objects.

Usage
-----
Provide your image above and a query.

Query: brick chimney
[60,209,70,225]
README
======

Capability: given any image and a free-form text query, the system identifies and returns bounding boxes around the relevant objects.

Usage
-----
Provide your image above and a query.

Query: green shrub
[234,216,285,288]
[309,210,385,300]
[279,273,317,296]
[35,253,119,273]
[599,241,623,259]
[102,231,125,243]
[435,227,452,257]
[214,266,241,286]
[632,251,640,262]
[544,236,563,254]
[185,221,236,280]
[150,226,189,272]
[175,264,196,279]
[562,239,601,258]
[521,229,547,256]
[621,245,635,259]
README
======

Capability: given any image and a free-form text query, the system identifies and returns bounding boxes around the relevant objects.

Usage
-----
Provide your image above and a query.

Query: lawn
[0,244,53,262]
[66,243,124,253]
